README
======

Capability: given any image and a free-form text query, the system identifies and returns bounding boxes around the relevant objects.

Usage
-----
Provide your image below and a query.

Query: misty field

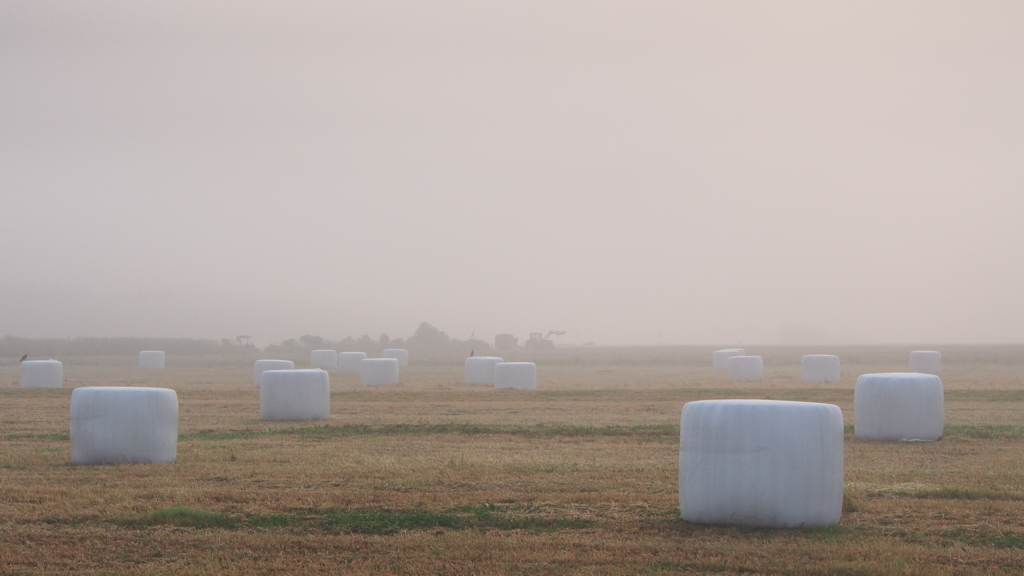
[3,346,1024,575]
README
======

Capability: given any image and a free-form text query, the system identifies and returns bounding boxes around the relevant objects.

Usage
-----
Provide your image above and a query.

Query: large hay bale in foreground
[383,348,409,367]
[360,358,399,386]
[855,373,944,441]
[801,355,840,383]
[465,356,504,385]
[138,351,165,369]
[726,356,763,380]
[260,369,330,421]
[310,350,338,370]
[909,351,941,374]
[713,349,745,370]
[337,352,368,373]
[494,362,537,390]
[21,360,63,388]
[679,399,844,528]
[253,359,295,388]
[71,387,178,465]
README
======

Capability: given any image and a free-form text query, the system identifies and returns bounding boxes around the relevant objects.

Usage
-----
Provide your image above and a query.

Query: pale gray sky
[2,1,1022,346]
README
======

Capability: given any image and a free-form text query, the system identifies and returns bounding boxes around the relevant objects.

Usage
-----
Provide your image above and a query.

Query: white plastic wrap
[713,349,745,370]
[310,350,338,370]
[20,360,63,388]
[726,356,763,380]
[465,356,504,385]
[854,373,944,441]
[679,399,844,528]
[138,351,165,369]
[337,352,368,373]
[253,359,295,388]
[909,351,941,374]
[494,362,537,390]
[70,387,178,465]
[801,355,840,383]
[360,358,399,386]
[260,369,330,421]
[382,348,409,367]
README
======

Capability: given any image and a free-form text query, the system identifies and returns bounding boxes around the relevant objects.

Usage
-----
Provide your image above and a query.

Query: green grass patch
[943,424,1024,439]
[913,486,1024,501]
[4,433,70,441]
[942,529,1024,550]
[120,507,238,529]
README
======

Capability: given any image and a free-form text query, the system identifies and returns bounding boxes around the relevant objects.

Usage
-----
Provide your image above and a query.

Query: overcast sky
[2,1,1022,346]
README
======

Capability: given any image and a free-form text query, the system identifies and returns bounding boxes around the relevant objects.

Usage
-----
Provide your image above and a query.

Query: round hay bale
[310,349,338,370]
[494,362,537,390]
[360,358,399,386]
[909,351,941,374]
[138,351,165,369]
[801,355,840,383]
[337,352,368,373]
[679,399,844,528]
[726,356,763,380]
[465,356,504,385]
[253,359,295,388]
[854,373,944,441]
[383,349,409,367]
[713,349,745,370]
[260,369,330,421]
[70,387,178,465]
[20,360,63,388]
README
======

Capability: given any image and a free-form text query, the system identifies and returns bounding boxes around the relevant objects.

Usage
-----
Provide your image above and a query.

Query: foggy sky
[2,1,1023,346]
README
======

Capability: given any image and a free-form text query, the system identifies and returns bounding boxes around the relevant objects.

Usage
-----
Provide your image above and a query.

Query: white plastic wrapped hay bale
[360,358,399,386]
[310,349,338,370]
[138,351,165,369]
[253,359,295,388]
[20,360,63,388]
[494,362,537,390]
[260,369,330,421]
[726,356,763,380]
[70,387,178,465]
[854,373,944,441]
[713,349,744,370]
[679,399,844,528]
[909,351,941,374]
[382,348,409,367]
[801,355,840,383]
[465,356,504,385]
[337,352,368,373]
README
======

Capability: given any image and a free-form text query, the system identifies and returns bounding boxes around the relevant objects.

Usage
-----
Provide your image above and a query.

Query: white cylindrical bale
[494,362,537,390]
[360,358,400,386]
[726,356,763,380]
[253,359,295,388]
[260,369,330,421]
[382,348,409,367]
[70,387,178,465]
[909,351,941,375]
[713,349,745,370]
[138,351,165,369]
[801,355,841,383]
[679,399,844,528]
[20,360,63,388]
[465,356,504,385]
[854,373,944,441]
[310,349,338,370]
[337,352,368,373]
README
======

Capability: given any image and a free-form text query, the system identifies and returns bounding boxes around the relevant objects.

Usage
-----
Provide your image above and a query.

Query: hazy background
[2,1,1022,347]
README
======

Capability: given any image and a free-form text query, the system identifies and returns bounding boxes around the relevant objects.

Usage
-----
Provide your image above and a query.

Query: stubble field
[3,346,1024,575]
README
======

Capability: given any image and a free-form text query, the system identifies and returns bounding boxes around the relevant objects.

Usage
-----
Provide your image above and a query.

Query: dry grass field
[3,346,1024,575]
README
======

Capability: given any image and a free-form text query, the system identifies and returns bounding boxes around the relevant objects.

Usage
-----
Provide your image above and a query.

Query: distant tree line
[0,336,254,358]
[263,322,490,356]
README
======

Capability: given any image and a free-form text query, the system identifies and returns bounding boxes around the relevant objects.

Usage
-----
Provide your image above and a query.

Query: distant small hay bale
[726,356,763,380]
[71,387,178,465]
[854,373,944,441]
[360,358,399,386]
[713,349,745,370]
[465,357,504,385]
[260,369,330,421]
[909,351,941,375]
[20,360,63,388]
[138,351,165,369]
[310,350,338,370]
[494,362,537,390]
[337,352,368,373]
[253,359,294,388]
[801,355,840,383]
[382,349,409,367]
[679,399,844,528]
